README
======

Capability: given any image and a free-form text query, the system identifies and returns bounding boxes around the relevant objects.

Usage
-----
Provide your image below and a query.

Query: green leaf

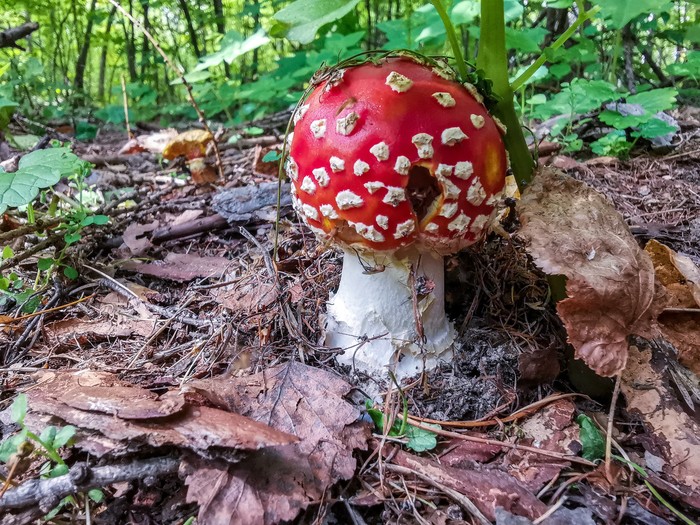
[262,151,281,162]
[405,423,440,452]
[2,246,14,259]
[64,232,82,245]
[633,118,678,139]
[194,29,270,72]
[52,426,76,448]
[37,258,55,271]
[0,98,18,130]
[49,463,69,478]
[91,215,109,225]
[244,126,265,136]
[88,489,105,503]
[10,393,27,424]
[595,0,673,28]
[0,431,28,463]
[9,134,40,151]
[591,130,633,158]
[506,26,548,53]
[576,414,605,461]
[274,0,363,44]
[63,266,79,279]
[19,147,81,179]
[39,426,58,446]
[627,88,678,114]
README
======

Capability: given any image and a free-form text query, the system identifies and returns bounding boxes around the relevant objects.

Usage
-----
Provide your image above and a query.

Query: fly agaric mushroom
[287,55,507,378]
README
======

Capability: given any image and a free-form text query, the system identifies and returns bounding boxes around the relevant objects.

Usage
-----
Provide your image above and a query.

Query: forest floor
[0,106,699,525]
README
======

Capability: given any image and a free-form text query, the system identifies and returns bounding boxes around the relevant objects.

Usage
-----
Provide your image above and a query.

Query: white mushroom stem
[324,247,455,379]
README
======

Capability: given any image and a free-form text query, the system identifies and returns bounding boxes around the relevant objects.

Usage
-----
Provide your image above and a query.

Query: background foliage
[0,0,698,147]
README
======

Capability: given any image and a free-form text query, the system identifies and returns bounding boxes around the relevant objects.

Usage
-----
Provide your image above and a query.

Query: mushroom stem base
[325,248,455,379]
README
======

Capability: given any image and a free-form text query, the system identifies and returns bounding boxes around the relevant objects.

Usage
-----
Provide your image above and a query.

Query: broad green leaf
[0,160,64,214]
[627,88,678,114]
[405,423,440,452]
[194,29,270,71]
[19,147,81,179]
[63,266,79,279]
[274,0,363,44]
[2,246,13,259]
[88,489,105,503]
[0,431,28,463]
[576,414,605,461]
[262,151,281,162]
[64,232,82,245]
[11,393,27,424]
[452,1,479,25]
[634,118,678,139]
[506,26,548,53]
[37,258,55,271]
[39,426,58,446]
[667,51,700,77]
[9,134,40,151]
[52,426,76,448]
[595,0,672,28]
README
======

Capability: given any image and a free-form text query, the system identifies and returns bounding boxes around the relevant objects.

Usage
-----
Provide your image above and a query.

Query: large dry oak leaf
[517,168,658,376]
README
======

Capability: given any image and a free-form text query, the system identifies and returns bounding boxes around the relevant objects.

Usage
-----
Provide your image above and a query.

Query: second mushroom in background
[287,54,508,379]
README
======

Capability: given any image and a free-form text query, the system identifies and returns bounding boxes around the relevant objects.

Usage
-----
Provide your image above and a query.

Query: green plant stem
[477,0,534,191]
[511,1,601,92]
[429,0,468,79]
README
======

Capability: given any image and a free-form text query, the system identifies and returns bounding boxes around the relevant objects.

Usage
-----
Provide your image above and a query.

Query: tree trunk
[74,0,98,92]
[212,0,230,77]
[250,0,260,78]
[140,1,151,79]
[178,0,202,58]
[98,6,117,102]
[123,0,138,81]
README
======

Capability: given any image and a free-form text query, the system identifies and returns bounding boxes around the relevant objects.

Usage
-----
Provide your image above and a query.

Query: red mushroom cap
[287,56,508,254]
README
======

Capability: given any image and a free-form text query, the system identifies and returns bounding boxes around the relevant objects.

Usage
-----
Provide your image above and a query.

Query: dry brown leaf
[389,448,548,521]
[45,314,155,343]
[118,128,178,155]
[621,343,700,508]
[213,276,278,314]
[122,253,233,282]
[645,239,700,308]
[517,168,658,376]
[185,362,370,525]
[23,370,296,457]
[501,398,580,491]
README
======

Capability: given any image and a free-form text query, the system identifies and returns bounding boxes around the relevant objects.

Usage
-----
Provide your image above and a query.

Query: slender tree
[74,0,98,92]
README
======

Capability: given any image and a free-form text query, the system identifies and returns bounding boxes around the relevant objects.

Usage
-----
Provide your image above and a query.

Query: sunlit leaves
[273,0,362,44]
[594,0,673,28]
[193,29,270,72]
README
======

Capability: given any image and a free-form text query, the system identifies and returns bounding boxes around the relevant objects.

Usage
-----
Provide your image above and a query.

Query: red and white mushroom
[287,56,508,378]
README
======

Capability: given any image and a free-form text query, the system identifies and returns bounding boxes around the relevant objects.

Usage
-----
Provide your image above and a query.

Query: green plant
[0,146,109,302]
[365,375,440,453]
[0,394,103,518]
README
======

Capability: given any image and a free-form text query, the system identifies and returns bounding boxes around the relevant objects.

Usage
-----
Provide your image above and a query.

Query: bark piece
[621,342,700,508]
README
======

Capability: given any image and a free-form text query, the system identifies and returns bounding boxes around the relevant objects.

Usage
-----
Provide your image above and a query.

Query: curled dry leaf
[517,168,658,376]
[621,342,700,508]
[21,370,296,457]
[185,362,370,525]
[645,239,700,373]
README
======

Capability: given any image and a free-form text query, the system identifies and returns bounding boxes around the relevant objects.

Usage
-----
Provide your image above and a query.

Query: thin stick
[0,294,95,325]
[120,75,133,139]
[107,0,223,180]
[605,373,622,482]
[408,421,596,467]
